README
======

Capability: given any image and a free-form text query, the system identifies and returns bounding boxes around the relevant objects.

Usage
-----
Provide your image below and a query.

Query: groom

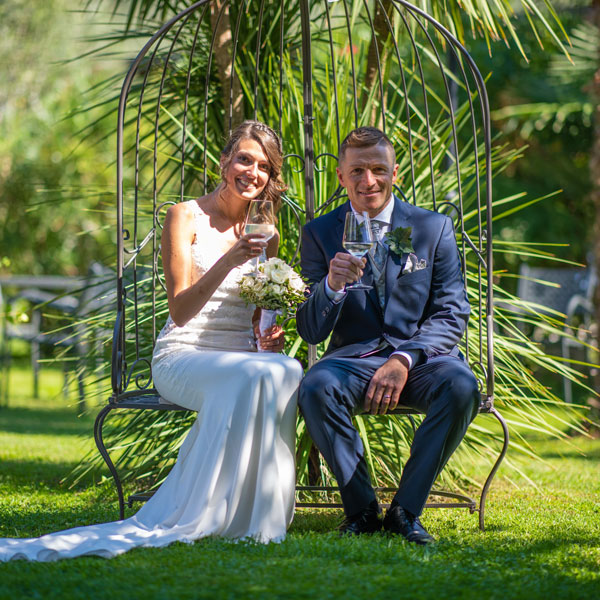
[296,127,479,545]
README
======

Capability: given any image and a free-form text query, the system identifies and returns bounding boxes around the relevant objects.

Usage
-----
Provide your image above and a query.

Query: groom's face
[336,142,399,218]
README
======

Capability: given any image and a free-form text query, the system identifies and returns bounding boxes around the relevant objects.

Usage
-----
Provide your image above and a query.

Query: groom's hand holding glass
[327,252,366,291]
[327,212,374,292]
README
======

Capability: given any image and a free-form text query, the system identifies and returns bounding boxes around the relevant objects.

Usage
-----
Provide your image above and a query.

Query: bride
[0,120,304,561]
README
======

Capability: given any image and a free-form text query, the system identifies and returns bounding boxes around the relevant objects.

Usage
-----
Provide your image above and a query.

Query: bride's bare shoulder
[164,201,201,242]
[168,200,197,217]
[167,199,208,223]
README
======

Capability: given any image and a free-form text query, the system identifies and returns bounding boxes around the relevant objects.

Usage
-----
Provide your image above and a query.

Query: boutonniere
[384,226,415,257]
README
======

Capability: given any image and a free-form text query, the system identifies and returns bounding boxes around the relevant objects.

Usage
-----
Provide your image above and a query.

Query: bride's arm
[162,202,266,327]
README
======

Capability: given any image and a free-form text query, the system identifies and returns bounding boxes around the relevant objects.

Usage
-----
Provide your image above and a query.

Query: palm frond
[65,0,595,498]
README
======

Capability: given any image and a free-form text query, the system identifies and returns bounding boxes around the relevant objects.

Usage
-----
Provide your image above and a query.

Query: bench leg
[76,368,86,416]
[31,340,40,399]
[94,405,125,520]
[31,311,41,399]
[0,338,10,407]
[478,407,509,531]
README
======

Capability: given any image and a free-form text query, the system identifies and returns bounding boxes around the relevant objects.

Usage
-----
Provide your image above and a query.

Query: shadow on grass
[2,536,598,600]
[289,509,342,534]
[0,405,93,437]
[0,458,105,491]
[1,500,598,600]
[0,502,120,539]
[538,445,600,461]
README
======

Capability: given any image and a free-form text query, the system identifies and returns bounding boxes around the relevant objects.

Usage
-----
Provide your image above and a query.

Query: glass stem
[257,249,267,273]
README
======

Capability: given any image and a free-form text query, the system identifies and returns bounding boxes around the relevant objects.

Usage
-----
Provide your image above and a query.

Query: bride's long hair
[219,120,287,213]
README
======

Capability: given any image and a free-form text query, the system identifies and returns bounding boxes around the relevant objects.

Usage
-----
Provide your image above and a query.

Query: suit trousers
[298,353,479,517]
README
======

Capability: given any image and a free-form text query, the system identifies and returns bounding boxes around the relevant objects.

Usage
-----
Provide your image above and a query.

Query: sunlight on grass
[0,366,598,599]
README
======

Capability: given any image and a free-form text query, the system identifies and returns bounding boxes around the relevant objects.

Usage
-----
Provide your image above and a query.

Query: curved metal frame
[96,0,508,530]
[94,395,190,520]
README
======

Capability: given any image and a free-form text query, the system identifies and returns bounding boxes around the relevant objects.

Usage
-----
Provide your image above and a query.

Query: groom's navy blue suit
[297,196,479,517]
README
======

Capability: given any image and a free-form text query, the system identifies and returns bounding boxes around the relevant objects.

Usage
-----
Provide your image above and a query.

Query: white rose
[271,268,288,284]
[261,262,272,278]
[291,276,305,293]
[252,278,265,293]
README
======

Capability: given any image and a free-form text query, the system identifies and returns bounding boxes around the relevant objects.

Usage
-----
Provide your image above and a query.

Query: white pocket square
[404,253,427,273]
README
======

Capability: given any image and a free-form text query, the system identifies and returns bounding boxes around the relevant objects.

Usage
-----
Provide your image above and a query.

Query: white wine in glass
[342,211,374,290]
[244,200,275,273]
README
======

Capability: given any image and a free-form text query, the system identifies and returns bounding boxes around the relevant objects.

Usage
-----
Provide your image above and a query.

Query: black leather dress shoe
[338,503,383,536]
[383,505,435,545]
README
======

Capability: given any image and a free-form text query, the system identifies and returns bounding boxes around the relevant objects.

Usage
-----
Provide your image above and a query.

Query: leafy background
[1,0,597,500]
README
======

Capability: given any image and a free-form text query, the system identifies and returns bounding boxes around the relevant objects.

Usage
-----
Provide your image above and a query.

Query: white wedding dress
[0,200,303,561]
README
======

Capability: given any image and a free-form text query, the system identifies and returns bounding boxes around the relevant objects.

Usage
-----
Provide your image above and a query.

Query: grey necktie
[368,219,387,307]
[369,220,388,273]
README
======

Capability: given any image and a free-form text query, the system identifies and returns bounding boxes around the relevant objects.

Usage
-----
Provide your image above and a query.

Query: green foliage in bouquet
[238,258,306,312]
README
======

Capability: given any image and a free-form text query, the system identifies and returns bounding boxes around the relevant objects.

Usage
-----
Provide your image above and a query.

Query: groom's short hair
[339,127,395,163]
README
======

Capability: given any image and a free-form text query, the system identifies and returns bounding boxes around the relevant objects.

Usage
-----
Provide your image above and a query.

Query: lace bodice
[152,200,256,363]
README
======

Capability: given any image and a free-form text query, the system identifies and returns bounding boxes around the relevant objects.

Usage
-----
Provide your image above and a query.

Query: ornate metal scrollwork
[283,154,306,174]
[123,358,153,393]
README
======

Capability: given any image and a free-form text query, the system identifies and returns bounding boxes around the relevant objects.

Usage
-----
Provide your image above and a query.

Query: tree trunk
[589,0,600,423]
[210,1,243,131]
[364,1,393,127]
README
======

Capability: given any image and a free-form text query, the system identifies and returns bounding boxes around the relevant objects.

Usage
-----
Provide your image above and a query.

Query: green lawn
[0,367,599,600]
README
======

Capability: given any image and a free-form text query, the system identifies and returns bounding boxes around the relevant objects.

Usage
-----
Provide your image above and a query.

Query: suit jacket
[296,197,470,366]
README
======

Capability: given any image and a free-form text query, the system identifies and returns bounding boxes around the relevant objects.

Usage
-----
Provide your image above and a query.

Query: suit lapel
[385,196,411,304]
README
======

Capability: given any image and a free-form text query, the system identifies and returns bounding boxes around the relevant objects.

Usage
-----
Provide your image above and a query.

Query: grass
[0,366,599,599]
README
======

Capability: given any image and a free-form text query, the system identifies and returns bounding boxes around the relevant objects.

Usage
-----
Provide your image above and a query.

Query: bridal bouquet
[239,257,306,351]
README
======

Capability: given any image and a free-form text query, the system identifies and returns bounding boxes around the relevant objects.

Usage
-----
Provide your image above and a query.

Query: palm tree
[68,0,594,495]
[89,0,571,54]
[589,0,600,419]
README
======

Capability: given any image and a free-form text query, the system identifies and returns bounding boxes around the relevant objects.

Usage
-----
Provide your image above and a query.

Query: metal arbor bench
[95,0,508,529]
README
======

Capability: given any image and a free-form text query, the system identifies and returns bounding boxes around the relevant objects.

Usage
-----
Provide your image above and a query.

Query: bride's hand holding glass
[224,233,268,269]
[244,200,275,273]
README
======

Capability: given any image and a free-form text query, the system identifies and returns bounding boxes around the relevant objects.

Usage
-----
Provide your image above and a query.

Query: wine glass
[244,200,275,274]
[342,211,374,290]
